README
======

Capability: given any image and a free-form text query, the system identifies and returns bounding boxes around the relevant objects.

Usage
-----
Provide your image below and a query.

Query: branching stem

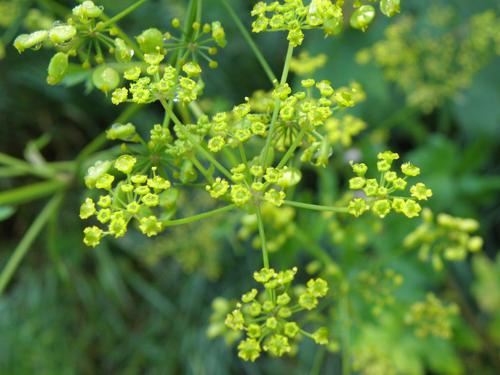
[255,205,270,269]
[99,0,149,29]
[161,204,235,226]
[221,0,277,83]
[260,43,294,168]
[160,100,233,180]
[283,200,348,213]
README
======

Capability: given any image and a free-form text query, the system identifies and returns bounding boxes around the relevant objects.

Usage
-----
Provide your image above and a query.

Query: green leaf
[0,205,15,221]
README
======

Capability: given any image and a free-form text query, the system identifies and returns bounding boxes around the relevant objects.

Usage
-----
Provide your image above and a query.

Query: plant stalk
[0,193,64,295]
[162,204,235,226]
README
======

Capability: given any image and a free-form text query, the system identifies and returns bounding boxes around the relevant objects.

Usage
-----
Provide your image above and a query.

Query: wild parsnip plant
[4,0,493,371]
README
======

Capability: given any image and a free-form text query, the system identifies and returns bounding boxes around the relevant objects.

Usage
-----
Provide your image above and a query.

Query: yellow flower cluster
[347,151,431,219]
[81,157,171,247]
[357,7,500,112]
[225,268,329,361]
[404,208,483,270]
[405,293,459,339]
[251,0,401,46]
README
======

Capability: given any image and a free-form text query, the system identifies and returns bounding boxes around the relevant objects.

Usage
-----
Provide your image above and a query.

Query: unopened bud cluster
[404,208,483,270]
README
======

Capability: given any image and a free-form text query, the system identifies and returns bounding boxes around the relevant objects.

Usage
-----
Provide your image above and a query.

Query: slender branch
[221,0,277,83]
[163,0,199,127]
[190,154,214,183]
[161,204,235,226]
[340,293,351,375]
[0,179,67,206]
[161,100,233,180]
[310,347,326,375]
[260,43,294,168]
[277,127,306,168]
[0,152,56,179]
[189,101,205,119]
[0,193,64,295]
[238,143,248,165]
[255,205,270,269]
[283,200,348,213]
[99,0,149,29]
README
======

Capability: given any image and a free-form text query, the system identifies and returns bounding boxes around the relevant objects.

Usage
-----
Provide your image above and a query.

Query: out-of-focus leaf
[0,205,15,221]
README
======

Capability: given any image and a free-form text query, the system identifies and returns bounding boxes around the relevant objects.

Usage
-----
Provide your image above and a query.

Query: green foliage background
[0,0,499,374]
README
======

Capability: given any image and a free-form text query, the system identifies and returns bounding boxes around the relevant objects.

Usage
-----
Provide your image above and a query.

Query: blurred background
[0,0,499,374]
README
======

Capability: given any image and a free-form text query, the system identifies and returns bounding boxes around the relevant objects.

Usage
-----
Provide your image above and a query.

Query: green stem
[0,152,56,179]
[161,100,233,180]
[299,329,316,340]
[277,127,306,168]
[221,0,277,83]
[255,205,270,269]
[340,293,351,375]
[311,346,326,375]
[260,43,294,168]
[163,0,199,128]
[0,167,27,178]
[0,179,67,206]
[283,200,348,213]
[176,103,192,124]
[190,154,213,183]
[0,193,64,295]
[99,0,149,29]
[189,101,205,119]
[161,204,235,226]
[222,148,238,168]
[238,143,248,165]
[280,42,294,86]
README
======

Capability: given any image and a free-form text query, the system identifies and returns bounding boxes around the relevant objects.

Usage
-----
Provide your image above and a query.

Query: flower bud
[277,168,301,188]
[83,226,103,247]
[114,154,137,174]
[211,21,227,48]
[73,1,103,19]
[171,18,181,28]
[85,160,112,188]
[182,61,202,77]
[380,0,400,17]
[92,66,120,92]
[139,216,163,237]
[323,17,343,36]
[350,5,375,32]
[47,52,69,85]
[106,123,137,141]
[49,25,76,44]
[136,28,163,54]
[114,38,133,62]
[14,31,48,53]
[180,160,198,183]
